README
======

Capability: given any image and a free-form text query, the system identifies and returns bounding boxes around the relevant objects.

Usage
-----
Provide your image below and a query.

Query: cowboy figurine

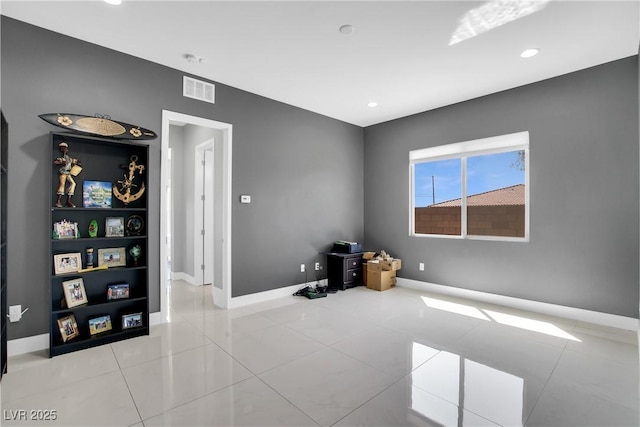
[54,142,81,207]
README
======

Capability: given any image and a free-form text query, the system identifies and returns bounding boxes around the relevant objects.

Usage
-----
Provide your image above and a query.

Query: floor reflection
[410,345,524,426]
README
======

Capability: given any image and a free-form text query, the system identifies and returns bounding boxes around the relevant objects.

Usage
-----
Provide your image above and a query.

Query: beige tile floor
[1,280,638,426]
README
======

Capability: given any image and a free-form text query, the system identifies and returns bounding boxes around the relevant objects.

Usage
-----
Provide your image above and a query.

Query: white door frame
[160,110,233,319]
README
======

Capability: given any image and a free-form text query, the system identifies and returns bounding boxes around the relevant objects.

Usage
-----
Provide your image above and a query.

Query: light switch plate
[240,195,251,204]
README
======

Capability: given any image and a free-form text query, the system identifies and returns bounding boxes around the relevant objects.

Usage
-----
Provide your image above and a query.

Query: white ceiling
[2,0,639,127]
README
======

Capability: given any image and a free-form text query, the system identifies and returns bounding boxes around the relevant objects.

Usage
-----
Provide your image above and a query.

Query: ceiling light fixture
[367,101,378,108]
[339,25,355,35]
[104,0,122,5]
[520,48,540,58]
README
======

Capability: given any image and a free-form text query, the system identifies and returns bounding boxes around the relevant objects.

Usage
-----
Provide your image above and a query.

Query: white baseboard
[396,278,639,331]
[171,272,197,285]
[228,279,328,309]
[149,311,164,326]
[8,333,49,357]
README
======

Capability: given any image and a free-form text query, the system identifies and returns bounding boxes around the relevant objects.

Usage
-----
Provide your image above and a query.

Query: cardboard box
[367,260,382,273]
[363,252,377,260]
[367,269,396,291]
[363,261,368,286]
[380,258,402,271]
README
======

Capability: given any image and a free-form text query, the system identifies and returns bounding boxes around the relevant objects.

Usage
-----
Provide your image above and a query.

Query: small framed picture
[53,252,82,275]
[105,217,125,237]
[97,247,126,268]
[88,314,112,336]
[83,181,112,208]
[62,278,88,308]
[53,220,79,240]
[122,312,143,330]
[58,314,79,342]
[107,283,129,300]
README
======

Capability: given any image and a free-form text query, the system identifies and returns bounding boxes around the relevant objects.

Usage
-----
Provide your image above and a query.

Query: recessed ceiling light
[104,0,122,5]
[184,54,206,64]
[367,101,378,108]
[520,48,540,58]
[339,25,355,35]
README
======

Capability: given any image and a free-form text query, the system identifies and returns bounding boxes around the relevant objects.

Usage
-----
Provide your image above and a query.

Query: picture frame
[97,247,126,268]
[88,314,112,336]
[57,314,79,342]
[105,216,125,237]
[83,181,112,208]
[62,277,88,308]
[53,252,82,275]
[107,282,129,300]
[122,312,143,330]
[53,220,79,240]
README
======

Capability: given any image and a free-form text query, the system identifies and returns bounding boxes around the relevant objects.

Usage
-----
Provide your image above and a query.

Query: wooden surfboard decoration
[39,113,157,140]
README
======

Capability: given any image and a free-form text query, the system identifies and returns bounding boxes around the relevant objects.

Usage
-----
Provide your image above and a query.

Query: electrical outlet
[419,262,425,271]
[314,262,320,271]
[9,305,22,322]
[300,264,305,273]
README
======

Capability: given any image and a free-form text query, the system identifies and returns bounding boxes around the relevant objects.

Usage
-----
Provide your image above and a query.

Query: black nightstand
[325,252,364,290]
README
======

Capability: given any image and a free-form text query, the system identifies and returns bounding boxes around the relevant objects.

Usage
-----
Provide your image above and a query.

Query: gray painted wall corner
[364,56,639,318]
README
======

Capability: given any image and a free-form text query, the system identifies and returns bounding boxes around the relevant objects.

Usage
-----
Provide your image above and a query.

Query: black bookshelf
[48,132,149,357]
[1,111,7,377]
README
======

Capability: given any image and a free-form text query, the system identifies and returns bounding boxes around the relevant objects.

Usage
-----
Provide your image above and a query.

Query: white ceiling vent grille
[183,76,215,104]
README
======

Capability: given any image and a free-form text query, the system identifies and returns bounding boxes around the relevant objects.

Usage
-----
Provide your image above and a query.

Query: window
[410,131,529,241]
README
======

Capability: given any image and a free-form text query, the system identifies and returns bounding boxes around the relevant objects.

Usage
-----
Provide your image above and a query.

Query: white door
[203,148,214,285]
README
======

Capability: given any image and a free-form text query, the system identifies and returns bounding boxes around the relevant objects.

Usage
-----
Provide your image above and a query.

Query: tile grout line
[110,343,145,426]
[522,337,569,426]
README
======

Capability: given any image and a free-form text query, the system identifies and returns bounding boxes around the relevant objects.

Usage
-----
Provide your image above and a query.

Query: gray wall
[168,125,185,274]
[1,17,364,339]
[364,57,639,318]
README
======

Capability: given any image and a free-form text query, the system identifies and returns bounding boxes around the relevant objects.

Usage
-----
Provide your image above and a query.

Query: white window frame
[409,131,530,242]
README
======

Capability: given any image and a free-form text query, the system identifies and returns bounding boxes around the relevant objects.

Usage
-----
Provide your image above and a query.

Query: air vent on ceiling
[183,76,215,104]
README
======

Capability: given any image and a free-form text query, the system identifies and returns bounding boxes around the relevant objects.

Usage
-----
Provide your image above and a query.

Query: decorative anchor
[114,155,145,205]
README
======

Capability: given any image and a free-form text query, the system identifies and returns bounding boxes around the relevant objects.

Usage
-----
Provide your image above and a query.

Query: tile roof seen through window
[429,184,525,207]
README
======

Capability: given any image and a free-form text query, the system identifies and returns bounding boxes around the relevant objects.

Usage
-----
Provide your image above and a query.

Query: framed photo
[122,312,143,330]
[97,247,126,268]
[53,220,79,240]
[53,252,82,275]
[62,278,88,308]
[83,181,112,208]
[88,314,112,336]
[105,217,125,237]
[57,314,79,342]
[107,283,129,300]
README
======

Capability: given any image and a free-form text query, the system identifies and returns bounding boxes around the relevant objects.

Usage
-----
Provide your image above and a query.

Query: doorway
[160,110,233,321]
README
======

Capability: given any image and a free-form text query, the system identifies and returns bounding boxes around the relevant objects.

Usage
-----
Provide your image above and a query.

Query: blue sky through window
[414,151,524,207]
